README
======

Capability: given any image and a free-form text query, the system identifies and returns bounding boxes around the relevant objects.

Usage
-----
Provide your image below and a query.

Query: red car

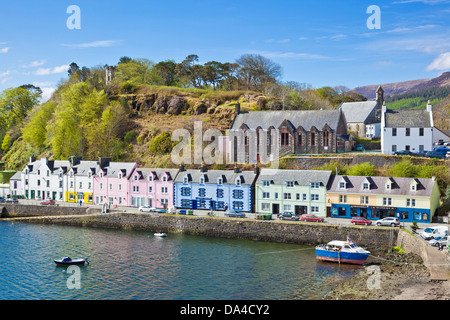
[350,217,372,226]
[300,214,324,222]
[40,200,55,205]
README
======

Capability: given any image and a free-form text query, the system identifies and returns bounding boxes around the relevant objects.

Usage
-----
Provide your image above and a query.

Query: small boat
[315,238,370,265]
[154,232,167,237]
[54,256,88,266]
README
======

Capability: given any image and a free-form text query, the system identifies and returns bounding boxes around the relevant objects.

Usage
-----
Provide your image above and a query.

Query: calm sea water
[0,221,361,300]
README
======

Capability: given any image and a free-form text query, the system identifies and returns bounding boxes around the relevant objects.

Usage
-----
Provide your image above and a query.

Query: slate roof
[256,169,332,186]
[230,110,342,131]
[134,168,179,181]
[70,160,98,176]
[174,169,258,186]
[10,171,21,180]
[327,175,436,197]
[384,109,432,128]
[339,101,377,123]
[29,159,70,174]
[100,162,137,178]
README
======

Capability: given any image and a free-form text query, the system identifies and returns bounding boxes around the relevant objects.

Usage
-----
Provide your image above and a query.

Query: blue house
[173,166,259,212]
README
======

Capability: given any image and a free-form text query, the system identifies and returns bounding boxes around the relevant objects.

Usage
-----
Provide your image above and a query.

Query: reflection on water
[0,221,361,300]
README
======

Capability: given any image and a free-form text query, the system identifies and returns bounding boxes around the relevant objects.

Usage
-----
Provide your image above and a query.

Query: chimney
[254,165,260,175]
[179,163,185,172]
[234,163,240,173]
[98,157,111,169]
[382,101,387,113]
[427,100,432,112]
[29,156,36,163]
[376,85,384,106]
[70,156,82,166]
[200,163,207,172]
[235,102,241,114]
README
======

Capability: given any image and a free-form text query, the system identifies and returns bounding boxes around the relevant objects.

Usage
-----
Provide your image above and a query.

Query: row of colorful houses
[9,156,441,223]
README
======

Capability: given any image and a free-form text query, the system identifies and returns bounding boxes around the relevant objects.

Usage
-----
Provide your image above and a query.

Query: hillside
[352,72,450,99]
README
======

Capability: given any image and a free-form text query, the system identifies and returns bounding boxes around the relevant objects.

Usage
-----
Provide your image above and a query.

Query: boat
[54,256,88,266]
[154,232,167,237]
[315,237,370,265]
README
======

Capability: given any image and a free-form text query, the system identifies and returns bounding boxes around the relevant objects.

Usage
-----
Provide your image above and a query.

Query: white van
[420,226,448,240]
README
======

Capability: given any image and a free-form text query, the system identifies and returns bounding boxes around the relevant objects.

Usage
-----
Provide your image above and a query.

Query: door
[272,203,279,214]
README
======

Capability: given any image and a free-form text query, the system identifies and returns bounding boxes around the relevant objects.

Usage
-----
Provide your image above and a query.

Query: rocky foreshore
[323,250,450,300]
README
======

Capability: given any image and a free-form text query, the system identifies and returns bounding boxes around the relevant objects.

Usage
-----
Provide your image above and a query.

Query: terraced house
[21,157,70,201]
[173,166,258,212]
[255,169,332,217]
[128,168,179,209]
[327,175,441,223]
[93,158,138,207]
[65,157,98,204]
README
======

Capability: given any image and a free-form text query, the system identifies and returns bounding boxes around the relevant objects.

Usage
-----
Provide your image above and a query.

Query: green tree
[388,158,418,177]
[1,134,11,152]
[0,87,40,133]
[22,102,56,147]
[114,58,155,85]
[149,131,174,154]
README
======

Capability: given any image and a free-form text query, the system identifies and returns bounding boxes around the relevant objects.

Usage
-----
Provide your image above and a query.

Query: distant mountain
[352,72,450,100]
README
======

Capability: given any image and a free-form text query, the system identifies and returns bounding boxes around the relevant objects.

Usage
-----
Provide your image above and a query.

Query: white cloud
[22,60,46,68]
[40,87,56,102]
[0,70,10,79]
[35,64,69,76]
[0,47,10,53]
[426,52,450,71]
[61,40,122,48]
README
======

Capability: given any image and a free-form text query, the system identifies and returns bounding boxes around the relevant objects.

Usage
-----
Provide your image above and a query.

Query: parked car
[355,145,365,151]
[5,198,18,204]
[40,199,55,205]
[139,206,155,212]
[350,216,372,226]
[375,217,400,227]
[300,214,324,222]
[420,226,448,240]
[432,146,450,155]
[0,197,6,203]
[394,150,414,156]
[429,236,448,247]
[278,212,299,221]
[413,151,428,157]
[426,151,446,159]
[446,151,450,159]
[225,210,246,218]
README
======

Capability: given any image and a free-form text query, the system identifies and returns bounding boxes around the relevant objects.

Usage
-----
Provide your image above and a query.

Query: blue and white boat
[315,238,370,265]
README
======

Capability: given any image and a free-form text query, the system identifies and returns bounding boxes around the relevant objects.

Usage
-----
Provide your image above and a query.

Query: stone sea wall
[2,206,398,252]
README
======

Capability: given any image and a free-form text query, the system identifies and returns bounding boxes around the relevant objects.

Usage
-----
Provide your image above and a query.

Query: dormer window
[262,180,270,187]
[162,176,167,182]
[183,176,188,184]
[99,171,103,178]
[134,175,138,181]
[236,178,241,186]
[218,178,223,185]
[200,177,205,184]
[339,182,346,189]
[118,173,122,179]
[411,184,416,191]
[286,181,294,188]
[148,175,153,182]
[363,183,369,190]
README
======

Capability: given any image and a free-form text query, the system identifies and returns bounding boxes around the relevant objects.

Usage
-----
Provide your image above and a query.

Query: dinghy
[54,256,88,266]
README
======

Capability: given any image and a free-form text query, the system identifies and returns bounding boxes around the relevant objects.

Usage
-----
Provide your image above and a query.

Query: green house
[255,169,332,217]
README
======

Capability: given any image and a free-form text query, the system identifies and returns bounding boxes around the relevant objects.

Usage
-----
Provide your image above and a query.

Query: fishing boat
[54,256,88,266]
[154,232,167,237]
[315,237,370,265]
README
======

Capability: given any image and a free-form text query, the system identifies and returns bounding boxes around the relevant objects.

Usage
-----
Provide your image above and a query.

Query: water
[0,221,361,300]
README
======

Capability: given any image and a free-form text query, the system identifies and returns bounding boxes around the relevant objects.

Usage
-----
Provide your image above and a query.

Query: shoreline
[324,250,450,300]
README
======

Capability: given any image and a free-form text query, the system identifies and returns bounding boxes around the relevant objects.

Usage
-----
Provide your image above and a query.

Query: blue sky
[1,0,450,100]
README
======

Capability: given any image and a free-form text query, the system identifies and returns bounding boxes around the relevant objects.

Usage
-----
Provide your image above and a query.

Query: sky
[1,0,450,101]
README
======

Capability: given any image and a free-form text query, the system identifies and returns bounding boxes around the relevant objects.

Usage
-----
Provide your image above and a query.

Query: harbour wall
[0,204,100,218]
[1,205,399,252]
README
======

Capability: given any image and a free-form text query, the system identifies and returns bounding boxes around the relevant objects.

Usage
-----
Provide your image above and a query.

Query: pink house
[128,168,179,209]
[93,158,138,207]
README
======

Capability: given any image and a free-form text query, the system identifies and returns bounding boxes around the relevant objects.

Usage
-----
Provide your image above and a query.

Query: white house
[381,102,434,155]
[21,157,70,201]
[9,171,21,198]
[65,157,98,204]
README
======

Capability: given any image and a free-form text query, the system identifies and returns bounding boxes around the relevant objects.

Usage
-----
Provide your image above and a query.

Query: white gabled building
[65,157,98,204]
[21,157,70,201]
[381,102,434,155]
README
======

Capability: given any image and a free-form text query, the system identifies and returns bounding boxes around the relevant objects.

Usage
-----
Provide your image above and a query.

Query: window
[392,128,397,136]
[100,183,103,190]
[407,199,416,207]
[298,133,302,146]
[311,182,320,189]
[218,178,223,185]
[419,128,424,136]
[283,204,291,211]
[323,131,329,147]
[406,128,410,136]
[274,192,279,199]
[360,196,369,204]
[281,131,289,146]
[161,198,168,205]
[148,186,153,193]
[46,180,50,187]
[217,189,224,198]
[109,184,112,190]
[383,197,392,206]
[302,193,307,201]
[261,203,270,211]
[132,186,139,192]
[200,177,205,184]
[262,192,270,199]
[262,180,270,187]
[134,175,138,181]
[79,182,82,189]
[311,194,319,201]
[148,175,153,182]
[311,132,316,146]
[296,193,300,200]
[181,187,190,196]
[405,145,410,151]
[88,182,91,189]
[286,181,294,188]
[419,145,424,152]
[363,183,369,190]
[233,190,244,199]
[236,178,241,186]
[339,182,346,189]
[392,145,397,153]
[181,199,190,207]
[284,193,291,200]
[233,201,244,210]
[161,187,168,194]
[162,176,167,182]
[183,177,188,184]
[198,188,206,197]
[339,195,347,203]
[311,206,319,213]
[119,184,122,191]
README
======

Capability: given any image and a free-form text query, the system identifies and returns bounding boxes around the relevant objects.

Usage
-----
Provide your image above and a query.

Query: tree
[236,54,282,91]
[114,58,155,85]
[22,102,56,147]
[0,87,40,133]
[1,134,11,152]
[68,62,80,77]
[176,55,203,88]
[153,60,178,86]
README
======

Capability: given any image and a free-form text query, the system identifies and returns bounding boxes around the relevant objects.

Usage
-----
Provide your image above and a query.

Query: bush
[148,131,174,154]
[346,162,375,176]
[124,130,136,143]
